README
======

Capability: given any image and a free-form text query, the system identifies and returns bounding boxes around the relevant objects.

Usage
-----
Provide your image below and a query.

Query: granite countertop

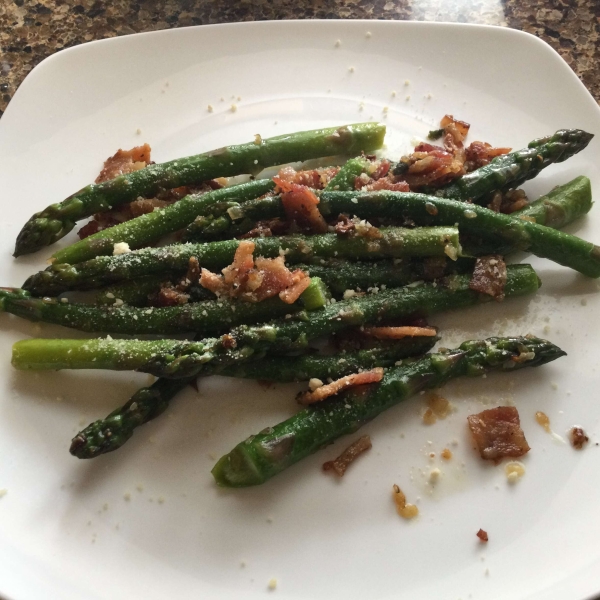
[0,0,598,116]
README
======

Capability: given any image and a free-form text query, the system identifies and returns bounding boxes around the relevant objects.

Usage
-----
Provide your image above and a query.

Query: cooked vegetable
[69,339,437,459]
[0,277,327,335]
[437,129,593,202]
[212,336,566,487]
[22,227,462,296]
[13,264,540,377]
[51,179,275,264]
[14,122,387,256]
[325,157,370,191]
[318,188,600,277]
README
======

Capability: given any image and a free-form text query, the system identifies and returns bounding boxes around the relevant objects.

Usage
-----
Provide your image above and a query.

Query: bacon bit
[95,144,151,183]
[276,165,339,189]
[476,529,489,542]
[334,214,356,236]
[129,198,170,217]
[274,177,328,233]
[154,286,189,306]
[392,484,419,519]
[467,406,531,463]
[361,178,411,192]
[469,255,507,300]
[186,257,201,284]
[369,158,392,180]
[398,144,465,189]
[441,448,453,460]
[570,426,589,450]
[240,218,289,239]
[297,368,384,405]
[363,326,437,339]
[323,435,372,476]
[200,241,310,304]
[440,114,470,141]
[221,334,237,350]
[465,141,511,172]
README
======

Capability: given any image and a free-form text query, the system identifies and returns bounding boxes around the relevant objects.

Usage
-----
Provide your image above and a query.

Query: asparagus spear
[15,123,386,256]
[317,188,600,277]
[13,264,540,376]
[212,336,566,486]
[437,129,593,201]
[70,340,437,459]
[22,226,461,296]
[0,277,326,335]
[51,179,275,265]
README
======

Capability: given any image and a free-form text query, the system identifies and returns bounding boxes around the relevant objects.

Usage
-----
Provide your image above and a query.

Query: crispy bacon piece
[276,165,340,190]
[274,177,328,233]
[570,426,589,450]
[334,214,356,236]
[199,241,311,304]
[398,144,466,189]
[469,255,507,300]
[363,326,437,339]
[465,141,511,172]
[476,529,489,542]
[95,144,152,183]
[297,368,384,405]
[440,115,471,142]
[361,178,410,192]
[467,406,531,463]
[240,218,289,239]
[323,435,372,476]
[154,286,190,306]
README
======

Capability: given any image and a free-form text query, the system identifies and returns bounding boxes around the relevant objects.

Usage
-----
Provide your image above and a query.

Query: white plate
[0,20,599,600]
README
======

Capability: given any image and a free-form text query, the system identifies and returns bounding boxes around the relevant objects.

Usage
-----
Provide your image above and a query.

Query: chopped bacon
[469,255,507,300]
[129,198,170,217]
[465,141,511,172]
[570,426,589,450]
[467,406,531,463]
[274,177,328,233]
[398,145,465,189]
[297,368,384,405]
[95,144,152,183]
[154,286,190,306]
[440,115,471,141]
[240,218,289,239]
[185,256,201,284]
[361,178,410,192]
[276,165,340,190]
[199,241,311,304]
[323,435,372,476]
[364,326,437,339]
[334,214,356,236]
[476,529,489,542]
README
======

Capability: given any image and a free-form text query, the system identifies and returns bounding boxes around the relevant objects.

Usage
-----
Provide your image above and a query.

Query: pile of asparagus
[2,122,595,486]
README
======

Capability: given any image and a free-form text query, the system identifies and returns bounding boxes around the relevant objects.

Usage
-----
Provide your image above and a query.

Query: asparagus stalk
[212,336,566,486]
[317,188,600,277]
[51,179,275,264]
[22,226,461,296]
[1,277,329,335]
[15,123,386,256]
[70,340,437,459]
[437,129,593,201]
[13,264,540,377]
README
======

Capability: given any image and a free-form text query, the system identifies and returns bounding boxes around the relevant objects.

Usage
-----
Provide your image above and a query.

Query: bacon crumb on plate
[570,426,589,450]
[323,435,372,476]
[476,528,489,542]
[297,368,384,405]
[467,406,530,463]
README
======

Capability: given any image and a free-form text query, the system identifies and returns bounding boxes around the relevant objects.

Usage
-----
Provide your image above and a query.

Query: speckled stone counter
[0,0,598,116]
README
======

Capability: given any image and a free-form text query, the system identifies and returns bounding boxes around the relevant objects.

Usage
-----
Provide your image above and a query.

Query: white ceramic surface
[0,20,599,600]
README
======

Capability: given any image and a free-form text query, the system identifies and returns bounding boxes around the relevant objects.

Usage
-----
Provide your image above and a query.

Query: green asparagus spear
[51,179,275,264]
[13,264,540,376]
[437,129,593,202]
[15,123,386,256]
[0,278,329,335]
[23,227,461,296]
[69,339,437,459]
[219,339,437,382]
[212,336,566,486]
[317,188,600,277]
[95,276,175,306]
[70,377,192,459]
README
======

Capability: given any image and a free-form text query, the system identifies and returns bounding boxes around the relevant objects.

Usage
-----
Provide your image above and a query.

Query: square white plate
[0,20,599,600]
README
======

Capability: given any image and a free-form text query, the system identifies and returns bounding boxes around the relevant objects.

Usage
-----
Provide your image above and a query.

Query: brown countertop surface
[0,0,598,116]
